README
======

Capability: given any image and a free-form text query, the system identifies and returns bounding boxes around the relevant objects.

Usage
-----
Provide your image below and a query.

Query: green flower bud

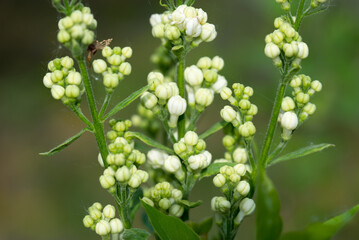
[122,47,133,59]
[159,198,171,210]
[70,25,84,39]
[229,174,240,183]
[174,142,187,155]
[290,76,301,88]
[283,42,299,57]
[83,215,94,228]
[233,147,248,164]
[247,104,258,116]
[236,180,250,196]
[212,56,224,71]
[195,139,206,152]
[184,131,199,146]
[103,204,116,219]
[119,62,132,75]
[303,103,316,115]
[272,30,284,44]
[103,73,119,89]
[89,208,102,220]
[83,13,94,25]
[281,96,296,111]
[217,197,231,213]
[66,72,82,85]
[57,30,71,43]
[164,155,181,173]
[195,88,214,107]
[169,204,184,217]
[165,25,181,40]
[296,92,310,104]
[51,85,65,100]
[103,167,116,177]
[197,57,212,69]
[220,87,232,100]
[82,30,94,45]
[264,43,280,58]
[99,175,115,189]
[128,175,141,188]
[213,174,226,187]
[142,197,154,207]
[141,92,158,109]
[239,99,251,110]
[115,166,131,182]
[107,54,122,66]
[274,17,284,28]
[238,122,256,138]
[95,220,111,236]
[311,80,322,92]
[110,218,124,234]
[203,69,218,83]
[61,56,74,69]
[171,189,183,201]
[93,59,107,74]
[102,46,113,58]
[220,106,237,122]
[234,164,246,176]
[155,83,173,101]
[65,85,80,98]
[71,10,83,23]
[51,70,64,83]
[220,165,235,176]
[152,24,165,38]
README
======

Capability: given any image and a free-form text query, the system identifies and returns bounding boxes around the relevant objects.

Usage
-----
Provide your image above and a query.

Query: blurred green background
[0,0,358,239]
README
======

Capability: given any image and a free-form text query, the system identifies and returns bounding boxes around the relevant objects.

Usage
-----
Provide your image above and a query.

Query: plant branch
[68,103,94,129]
[177,57,186,140]
[99,92,113,119]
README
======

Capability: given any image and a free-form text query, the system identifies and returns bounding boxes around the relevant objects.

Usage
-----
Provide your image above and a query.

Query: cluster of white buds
[279,74,322,140]
[212,164,255,224]
[142,182,185,217]
[185,56,227,111]
[264,17,309,67]
[43,56,83,104]
[92,45,132,92]
[172,131,212,174]
[83,202,124,236]
[97,119,148,190]
[57,7,97,48]
[150,5,216,45]
[311,0,328,9]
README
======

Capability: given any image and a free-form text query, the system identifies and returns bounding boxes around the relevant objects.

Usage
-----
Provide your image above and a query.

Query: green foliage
[178,199,202,209]
[39,127,90,156]
[268,143,334,167]
[122,228,151,240]
[281,204,359,240]
[199,121,228,139]
[141,201,200,240]
[186,217,213,238]
[256,170,282,240]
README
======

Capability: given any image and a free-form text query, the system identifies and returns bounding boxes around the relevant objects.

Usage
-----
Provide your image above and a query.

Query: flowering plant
[41,0,358,239]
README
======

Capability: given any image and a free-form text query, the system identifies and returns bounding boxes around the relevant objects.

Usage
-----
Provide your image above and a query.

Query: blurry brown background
[0,0,358,239]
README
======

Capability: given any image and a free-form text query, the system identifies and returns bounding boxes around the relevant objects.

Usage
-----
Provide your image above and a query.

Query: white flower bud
[213,174,226,187]
[195,88,214,107]
[57,30,70,43]
[200,23,217,42]
[203,151,212,166]
[98,153,104,167]
[141,92,158,109]
[185,65,203,86]
[51,85,65,100]
[103,74,119,88]
[283,42,299,58]
[196,8,208,25]
[164,155,181,173]
[264,43,280,58]
[168,82,179,96]
[128,175,142,188]
[119,62,131,75]
[220,106,237,123]
[89,208,102,220]
[159,198,171,210]
[311,80,322,92]
[110,218,124,234]
[280,23,295,38]
[65,85,80,98]
[103,167,116,177]
[173,142,187,155]
[70,25,84,39]
[184,18,202,38]
[297,42,309,59]
[168,95,187,116]
[115,166,131,182]
[136,170,149,183]
[217,197,231,213]
[43,73,53,88]
[236,181,250,196]
[281,112,298,130]
[169,204,184,217]
[147,149,167,168]
[212,56,224,71]
[61,17,73,29]
[290,76,301,88]
[142,197,154,207]
[96,220,111,236]
[238,122,256,138]
[296,92,310,104]
[165,25,181,40]
[122,47,133,59]
[155,83,173,101]
[272,30,284,44]
[51,70,63,83]
[103,204,116,219]
[152,24,165,38]
[240,198,256,215]
[220,87,232,100]
[184,131,199,146]
[281,96,296,111]
[93,59,107,74]
[212,75,228,93]
[150,14,162,27]
[99,175,115,189]
[61,56,74,69]
[233,148,248,164]
[220,165,235,176]
[66,71,82,85]
[82,13,94,25]
[188,154,207,170]
[234,164,247,176]
[170,6,186,25]
[83,215,94,228]
[82,30,94,45]
[171,189,183,201]
[71,10,83,23]
[107,54,122,66]
[274,17,284,28]
[102,46,113,58]
[197,57,212,69]
[303,103,316,115]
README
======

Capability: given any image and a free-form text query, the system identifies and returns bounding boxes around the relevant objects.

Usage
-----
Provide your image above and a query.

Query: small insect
[87,38,113,63]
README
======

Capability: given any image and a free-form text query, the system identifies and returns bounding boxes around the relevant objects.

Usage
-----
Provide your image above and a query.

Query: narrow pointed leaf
[141,201,200,240]
[281,204,359,240]
[39,128,89,156]
[199,121,228,139]
[126,131,174,155]
[186,217,213,236]
[269,143,334,167]
[200,162,236,180]
[122,228,151,240]
[256,170,283,240]
[103,85,149,120]
[178,200,202,209]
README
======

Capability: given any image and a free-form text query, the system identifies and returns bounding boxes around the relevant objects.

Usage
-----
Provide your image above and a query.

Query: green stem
[267,140,288,163]
[177,57,186,140]
[294,0,306,31]
[245,140,256,171]
[99,92,113,119]
[77,57,109,168]
[116,185,132,229]
[181,172,193,221]
[68,104,94,129]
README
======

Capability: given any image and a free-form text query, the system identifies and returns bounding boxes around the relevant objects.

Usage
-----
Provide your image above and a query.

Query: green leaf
[103,85,149,120]
[39,128,89,156]
[130,188,143,221]
[126,131,175,155]
[122,228,151,240]
[268,143,334,166]
[187,217,213,237]
[281,204,359,240]
[200,162,236,180]
[199,121,228,139]
[141,201,200,240]
[256,170,282,240]
[178,200,202,209]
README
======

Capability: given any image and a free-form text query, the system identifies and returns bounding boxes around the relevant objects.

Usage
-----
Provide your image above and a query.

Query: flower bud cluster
[57,7,97,48]
[275,0,291,11]
[143,182,185,217]
[98,119,148,191]
[43,57,83,104]
[185,56,227,111]
[212,165,255,224]
[150,5,216,45]
[264,17,309,67]
[92,45,133,92]
[279,74,322,140]
[172,131,212,174]
[83,202,124,236]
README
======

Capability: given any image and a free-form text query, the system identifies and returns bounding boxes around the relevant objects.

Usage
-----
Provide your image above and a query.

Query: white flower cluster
[185,56,228,111]
[150,5,216,44]
[92,46,132,92]
[173,131,212,174]
[98,120,148,190]
[279,74,322,140]
[211,165,255,224]
[264,17,309,67]
[43,56,83,103]
[83,202,124,236]
[142,181,185,217]
[57,7,97,46]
